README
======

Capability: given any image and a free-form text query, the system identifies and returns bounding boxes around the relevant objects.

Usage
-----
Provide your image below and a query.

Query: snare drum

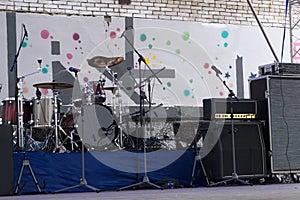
[32,97,60,128]
[2,97,32,125]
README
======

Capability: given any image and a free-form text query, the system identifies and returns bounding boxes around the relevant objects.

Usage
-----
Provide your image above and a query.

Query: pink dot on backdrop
[116,28,121,32]
[219,91,224,96]
[204,63,210,69]
[66,53,73,60]
[208,71,212,74]
[110,31,117,39]
[41,30,50,39]
[73,33,80,41]
[83,77,89,82]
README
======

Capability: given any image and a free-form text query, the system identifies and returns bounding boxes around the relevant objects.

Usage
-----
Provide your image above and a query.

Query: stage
[12,150,204,194]
[4,182,300,200]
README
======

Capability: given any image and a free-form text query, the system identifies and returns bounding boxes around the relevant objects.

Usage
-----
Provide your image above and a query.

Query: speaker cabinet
[0,125,14,196]
[250,75,300,173]
[202,121,266,181]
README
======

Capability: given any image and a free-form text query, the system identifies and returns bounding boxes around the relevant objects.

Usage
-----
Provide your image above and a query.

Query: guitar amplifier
[203,98,257,120]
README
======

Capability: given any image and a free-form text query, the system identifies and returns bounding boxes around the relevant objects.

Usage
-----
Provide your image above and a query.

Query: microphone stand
[209,72,251,186]
[10,25,28,150]
[55,71,101,193]
[118,32,163,191]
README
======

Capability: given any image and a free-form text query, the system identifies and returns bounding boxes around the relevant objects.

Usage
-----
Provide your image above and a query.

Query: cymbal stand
[109,69,124,149]
[15,62,42,194]
[209,69,251,186]
[52,90,63,152]
[55,71,101,193]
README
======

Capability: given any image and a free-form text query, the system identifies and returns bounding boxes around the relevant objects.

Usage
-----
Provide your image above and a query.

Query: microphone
[37,58,42,71]
[22,24,28,37]
[211,65,222,76]
[69,67,80,73]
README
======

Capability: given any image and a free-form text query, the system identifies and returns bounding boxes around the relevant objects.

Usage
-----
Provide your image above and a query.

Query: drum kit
[1,56,135,152]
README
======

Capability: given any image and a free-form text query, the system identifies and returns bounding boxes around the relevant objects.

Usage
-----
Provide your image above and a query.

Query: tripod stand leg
[190,153,210,187]
[15,163,25,194]
[27,162,42,192]
[15,158,42,194]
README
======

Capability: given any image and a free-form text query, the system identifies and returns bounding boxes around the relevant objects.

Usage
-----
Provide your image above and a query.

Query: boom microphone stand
[55,71,101,193]
[209,66,250,186]
[118,31,163,190]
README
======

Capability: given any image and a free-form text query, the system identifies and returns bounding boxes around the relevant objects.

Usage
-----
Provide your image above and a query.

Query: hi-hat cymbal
[87,56,124,68]
[33,82,73,89]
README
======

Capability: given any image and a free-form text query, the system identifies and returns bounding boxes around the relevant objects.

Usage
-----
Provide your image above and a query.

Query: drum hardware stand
[58,112,79,152]
[209,66,251,187]
[14,59,42,193]
[118,31,164,190]
[55,71,101,193]
[15,126,42,194]
[51,90,74,152]
[190,135,210,187]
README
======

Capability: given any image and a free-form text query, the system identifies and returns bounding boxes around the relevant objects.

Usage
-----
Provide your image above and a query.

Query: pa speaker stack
[250,75,300,173]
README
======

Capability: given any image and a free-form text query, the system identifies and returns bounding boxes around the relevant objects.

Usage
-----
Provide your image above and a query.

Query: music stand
[209,70,251,186]
[54,71,101,193]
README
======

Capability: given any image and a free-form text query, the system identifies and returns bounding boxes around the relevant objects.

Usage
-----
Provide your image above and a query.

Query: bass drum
[75,104,118,151]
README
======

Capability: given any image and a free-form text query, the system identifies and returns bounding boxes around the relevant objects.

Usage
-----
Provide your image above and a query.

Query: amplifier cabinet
[202,121,267,181]
[250,75,300,173]
[0,125,14,196]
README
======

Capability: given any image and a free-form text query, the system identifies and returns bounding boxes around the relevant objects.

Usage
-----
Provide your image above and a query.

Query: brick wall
[0,0,289,27]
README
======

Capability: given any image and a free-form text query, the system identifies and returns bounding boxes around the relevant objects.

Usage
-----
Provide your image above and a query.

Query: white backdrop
[0,12,291,106]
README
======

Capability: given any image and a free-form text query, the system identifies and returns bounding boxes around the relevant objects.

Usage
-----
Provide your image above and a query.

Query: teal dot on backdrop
[140,34,147,42]
[22,42,27,48]
[189,79,193,84]
[42,68,48,74]
[166,40,171,46]
[221,30,229,39]
[163,87,166,90]
[148,44,153,49]
[175,49,181,55]
[167,82,172,87]
[184,89,190,96]
[152,38,156,41]
[46,64,49,67]
[224,42,228,47]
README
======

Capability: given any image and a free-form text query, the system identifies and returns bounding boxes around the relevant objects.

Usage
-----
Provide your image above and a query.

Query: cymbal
[87,56,124,68]
[33,82,73,89]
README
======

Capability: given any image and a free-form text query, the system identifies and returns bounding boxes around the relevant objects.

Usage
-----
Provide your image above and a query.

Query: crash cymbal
[87,56,124,68]
[33,82,73,89]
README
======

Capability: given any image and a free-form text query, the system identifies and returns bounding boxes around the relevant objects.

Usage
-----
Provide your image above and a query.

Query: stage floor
[2,183,300,200]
